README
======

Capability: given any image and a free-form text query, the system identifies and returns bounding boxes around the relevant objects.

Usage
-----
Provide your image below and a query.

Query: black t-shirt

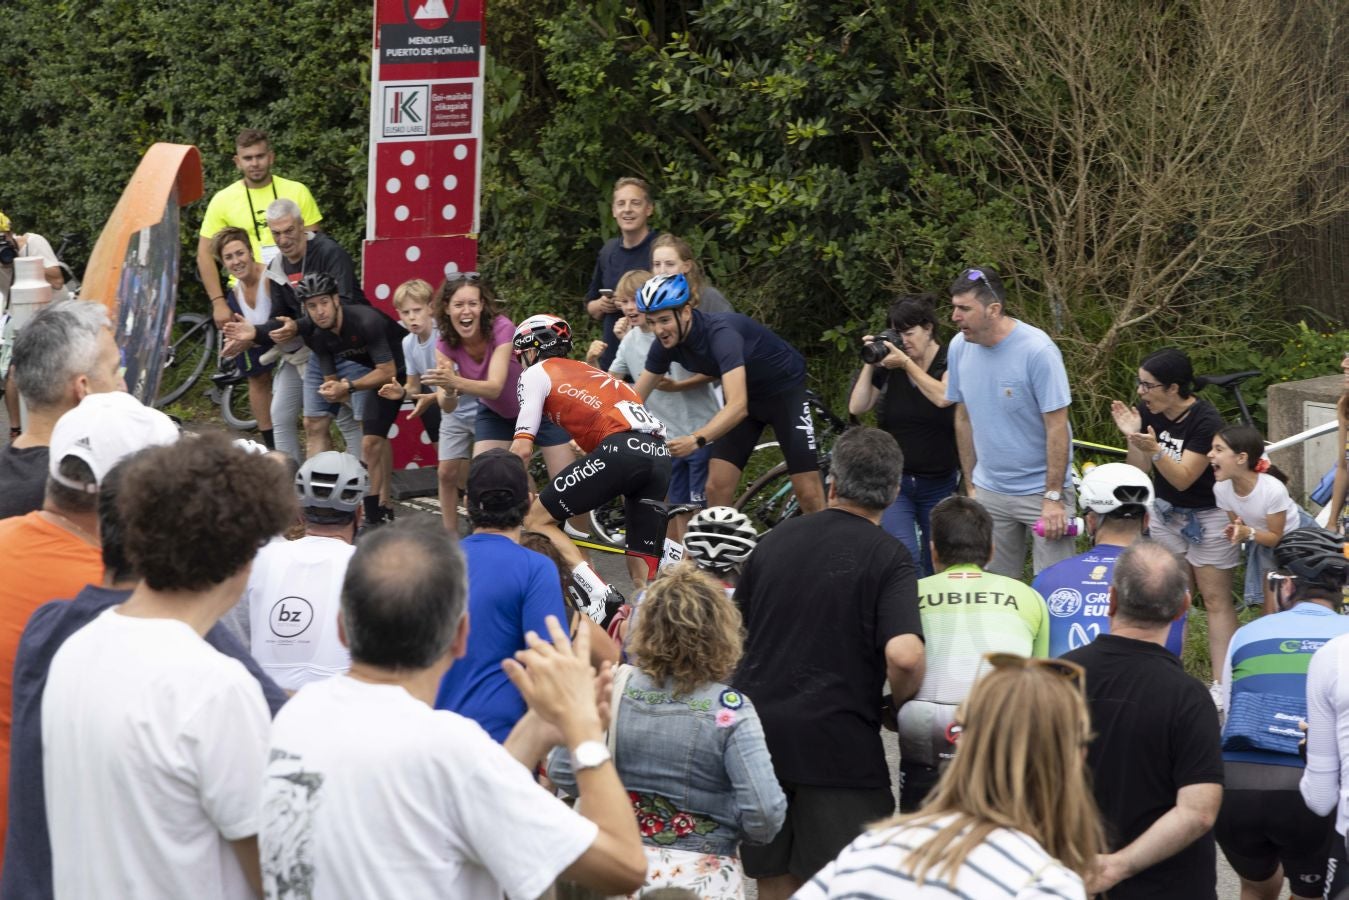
[867,345,957,477]
[644,310,806,402]
[0,445,49,520]
[1062,634,1224,900]
[300,303,406,377]
[259,232,370,343]
[732,508,921,789]
[586,231,658,371]
[1137,398,1224,507]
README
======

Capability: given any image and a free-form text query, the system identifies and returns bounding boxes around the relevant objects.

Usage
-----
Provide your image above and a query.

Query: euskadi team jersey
[514,357,666,453]
[1031,545,1187,657]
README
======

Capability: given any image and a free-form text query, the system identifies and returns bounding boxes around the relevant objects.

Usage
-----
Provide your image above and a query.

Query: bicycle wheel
[588,496,627,547]
[154,312,215,408]
[220,382,258,431]
[735,463,800,533]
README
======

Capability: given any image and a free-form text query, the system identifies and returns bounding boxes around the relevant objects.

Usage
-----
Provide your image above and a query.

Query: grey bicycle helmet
[294,271,339,302]
[684,506,758,572]
[296,451,369,511]
[1274,527,1349,590]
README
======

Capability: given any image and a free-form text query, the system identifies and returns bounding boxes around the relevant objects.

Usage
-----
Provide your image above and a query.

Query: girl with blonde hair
[548,565,785,899]
[650,233,733,313]
[800,654,1103,898]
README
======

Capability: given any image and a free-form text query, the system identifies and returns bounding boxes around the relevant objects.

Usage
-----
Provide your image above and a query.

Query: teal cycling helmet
[636,273,691,313]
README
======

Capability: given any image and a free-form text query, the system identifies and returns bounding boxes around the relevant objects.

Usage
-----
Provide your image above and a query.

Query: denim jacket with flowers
[547,668,786,857]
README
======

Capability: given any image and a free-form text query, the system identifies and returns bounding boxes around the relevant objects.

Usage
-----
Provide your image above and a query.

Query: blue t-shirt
[1221,603,1349,767]
[586,231,660,371]
[434,533,569,742]
[945,321,1072,495]
[2,585,286,900]
[1033,545,1186,658]
[643,309,805,401]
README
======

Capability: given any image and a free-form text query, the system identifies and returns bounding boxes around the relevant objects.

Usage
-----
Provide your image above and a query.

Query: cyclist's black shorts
[361,380,406,438]
[714,383,818,475]
[539,432,672,558]
[1216,762,1341,898]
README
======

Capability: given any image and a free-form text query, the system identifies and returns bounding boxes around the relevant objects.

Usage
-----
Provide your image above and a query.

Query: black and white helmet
[295,451,369,511]
[683,506,758,572]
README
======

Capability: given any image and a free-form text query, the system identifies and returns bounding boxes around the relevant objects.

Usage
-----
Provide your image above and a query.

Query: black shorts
[361,381,406,438]
[538,432,672,558]
[713,384,819,475]
[1217,763,1340,898]
[740,782,894,882]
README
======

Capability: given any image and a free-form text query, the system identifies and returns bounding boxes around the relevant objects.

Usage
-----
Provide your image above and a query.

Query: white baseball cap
[48,392,180,493]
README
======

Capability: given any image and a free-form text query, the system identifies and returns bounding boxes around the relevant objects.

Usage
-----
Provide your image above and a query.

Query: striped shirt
[796,818,1085,900]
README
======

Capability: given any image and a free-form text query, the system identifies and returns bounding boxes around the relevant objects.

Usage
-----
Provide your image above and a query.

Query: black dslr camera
[0,235,18,267]
[859,329,903,365]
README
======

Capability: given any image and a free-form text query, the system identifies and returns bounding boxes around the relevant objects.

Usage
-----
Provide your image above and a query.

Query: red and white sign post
[365,0,484,474]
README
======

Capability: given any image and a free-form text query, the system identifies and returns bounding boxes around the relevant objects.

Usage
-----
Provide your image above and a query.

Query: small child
[378,279,476,531]
[1210,424,1310,611]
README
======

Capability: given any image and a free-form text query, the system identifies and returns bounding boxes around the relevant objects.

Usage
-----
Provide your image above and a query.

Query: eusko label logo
[383,85,429,137]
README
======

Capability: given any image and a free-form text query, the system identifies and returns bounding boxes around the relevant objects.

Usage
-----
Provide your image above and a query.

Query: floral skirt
[619,845,745,899]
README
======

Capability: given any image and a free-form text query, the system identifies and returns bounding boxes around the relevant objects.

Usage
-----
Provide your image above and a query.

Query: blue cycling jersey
[643,309,805,400]
[1221,603,1349,767]
[1031,544,1186,657]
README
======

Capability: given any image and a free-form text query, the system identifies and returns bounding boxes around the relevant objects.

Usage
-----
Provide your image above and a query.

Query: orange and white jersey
[514,357,665,452]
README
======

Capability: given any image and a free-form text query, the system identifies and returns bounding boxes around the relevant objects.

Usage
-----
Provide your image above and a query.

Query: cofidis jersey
[1032,544,1187,657]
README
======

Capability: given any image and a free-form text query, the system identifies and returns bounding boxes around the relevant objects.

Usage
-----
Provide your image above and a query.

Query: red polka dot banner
[365,0,485,471]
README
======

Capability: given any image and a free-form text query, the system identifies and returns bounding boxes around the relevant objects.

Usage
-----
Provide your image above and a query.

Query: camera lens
[859,341,888,365]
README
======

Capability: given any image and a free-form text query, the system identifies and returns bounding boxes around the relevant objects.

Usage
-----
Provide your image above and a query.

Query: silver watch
[1043,490,1062,503]
[571,740,612,772]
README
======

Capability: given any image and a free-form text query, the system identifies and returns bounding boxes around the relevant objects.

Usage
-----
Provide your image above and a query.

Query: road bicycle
[152,311,256,430]
[732,391,850,533]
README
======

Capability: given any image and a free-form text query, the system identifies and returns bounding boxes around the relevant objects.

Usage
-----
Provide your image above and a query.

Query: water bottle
[1034,516,1083,537]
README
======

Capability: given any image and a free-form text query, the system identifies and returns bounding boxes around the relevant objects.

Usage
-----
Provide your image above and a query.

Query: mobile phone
[599,289,614,298]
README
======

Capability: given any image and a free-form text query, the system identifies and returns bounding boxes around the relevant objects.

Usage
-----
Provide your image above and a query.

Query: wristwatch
[571,740,612,772]
[694,434,708,448]
[1043,490,1062,503]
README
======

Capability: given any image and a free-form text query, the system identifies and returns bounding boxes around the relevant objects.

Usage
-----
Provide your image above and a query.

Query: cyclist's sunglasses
[983,652,1085,692]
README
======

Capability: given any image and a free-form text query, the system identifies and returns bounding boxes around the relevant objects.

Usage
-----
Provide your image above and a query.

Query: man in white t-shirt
[225,451,368,691]
[42,433,298,900]
[261,520,647,899]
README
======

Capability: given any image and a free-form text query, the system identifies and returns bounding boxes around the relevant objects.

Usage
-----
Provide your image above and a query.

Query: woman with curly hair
[800,654,1103,899]
[548,565,785,899]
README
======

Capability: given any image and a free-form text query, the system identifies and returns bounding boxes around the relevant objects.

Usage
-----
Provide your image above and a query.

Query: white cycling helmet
[684,506,758,572]
[1078,462,1153,517]
[296,451,369,512]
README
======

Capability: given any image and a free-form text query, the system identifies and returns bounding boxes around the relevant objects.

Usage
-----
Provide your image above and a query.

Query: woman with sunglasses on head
[1110,347,1237,706]
[849,293,958,576]
[800,653,1101,899]
[424,273,575,477]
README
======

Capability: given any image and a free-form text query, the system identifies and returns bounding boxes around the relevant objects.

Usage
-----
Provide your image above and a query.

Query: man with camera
[0,211,65,300]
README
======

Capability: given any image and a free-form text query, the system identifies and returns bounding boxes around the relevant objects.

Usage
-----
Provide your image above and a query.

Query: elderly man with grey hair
[731,426,925,899]
[1063,540,1224,900]
[222,197,368,460]
[0,300,125,519]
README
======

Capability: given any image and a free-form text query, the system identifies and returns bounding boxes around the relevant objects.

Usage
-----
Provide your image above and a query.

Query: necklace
[40,510,99,546]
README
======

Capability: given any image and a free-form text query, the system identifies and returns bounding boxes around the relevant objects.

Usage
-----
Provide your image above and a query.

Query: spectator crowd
[2,147,1349,900]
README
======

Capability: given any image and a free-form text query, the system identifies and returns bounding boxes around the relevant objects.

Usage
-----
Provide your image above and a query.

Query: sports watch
[694,434,708,448]
[1043,490,1062,503]
[571,740,612,772]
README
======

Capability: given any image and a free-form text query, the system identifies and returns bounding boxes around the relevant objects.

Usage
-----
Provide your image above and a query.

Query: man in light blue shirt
[945,265,1074,577]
